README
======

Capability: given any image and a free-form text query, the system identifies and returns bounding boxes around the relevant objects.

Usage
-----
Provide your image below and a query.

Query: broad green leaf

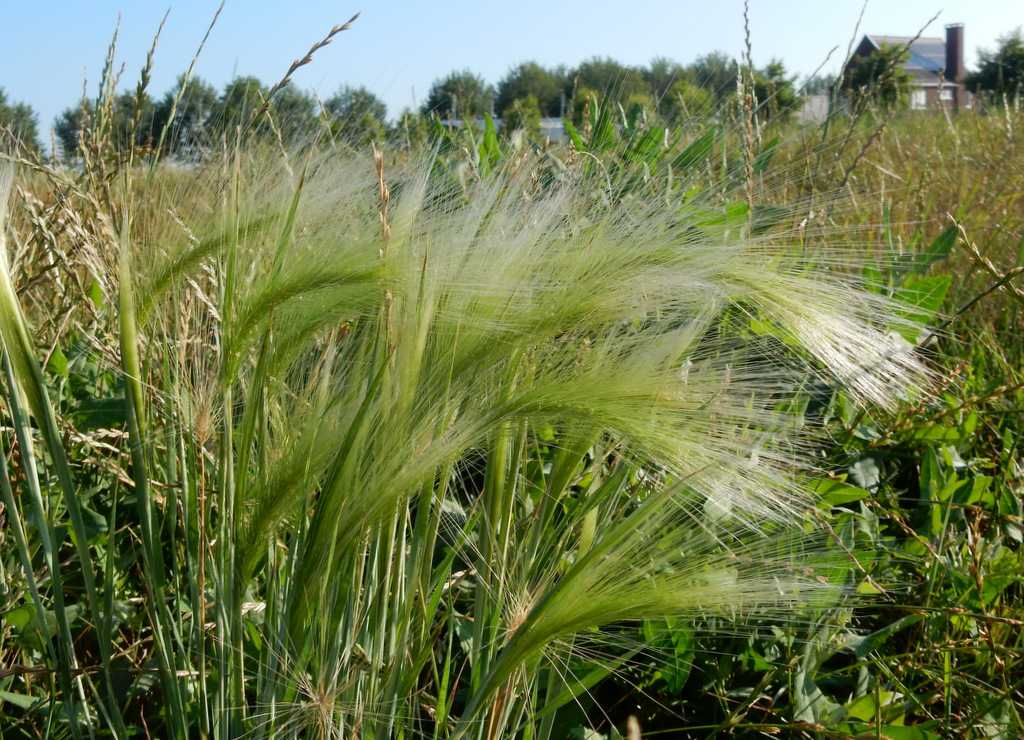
[78,505,109,545]
[842,614,925,659]
[671,129,715,173]
[846,689,898,722]
[0,689,45,711]
[862,261,887,295]
[849,452,885,494]
[752,136,779,173]
[751,204,788,235]
[46,343,68,377]
[587,97,615,153]
[3,603,37,631]
[913,226,957,273]
[562,119,585,151]
[88,278,105,309]
[623,125,665,167]
[892,274,951,341]
[73,395,127,431]
[812,478,871,506]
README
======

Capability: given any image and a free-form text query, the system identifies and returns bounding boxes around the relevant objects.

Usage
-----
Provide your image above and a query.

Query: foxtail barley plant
[0,24,935,740]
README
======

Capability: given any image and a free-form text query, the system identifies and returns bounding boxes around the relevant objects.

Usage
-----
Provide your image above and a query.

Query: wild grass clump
[0,105,933,738]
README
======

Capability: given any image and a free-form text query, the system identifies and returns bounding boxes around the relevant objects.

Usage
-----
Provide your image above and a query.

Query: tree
[500,94,542,141]
[644,57,711,122]
[842,44,915,110]
[0,88,40,153]
[395,107,429,150]
[151,75,218,158]
[495,62,565,118]
[645,56,688,100]
[212,76,268,139]
[661,79,712,122]
[53,92,151,159]
[570,57,650,109]
[687,52,739,104]
[268,86,317,145]
[423,70,491,118]
[324,85,388,146]
[110,90,156,151]
[802,74,835,96]
[966,28,1024,97]
[54,103,89,159]
[753,60,799,122]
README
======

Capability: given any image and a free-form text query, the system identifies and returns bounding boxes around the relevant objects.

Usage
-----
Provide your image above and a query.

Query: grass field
[0,39,1022,739]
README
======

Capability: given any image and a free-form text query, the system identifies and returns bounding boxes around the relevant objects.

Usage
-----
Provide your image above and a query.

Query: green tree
[212,76,268,139]
[571,57,650,109]
[268,86,316,145]
[495,61,565,118]
[645,56,688,100]
[966,28,1024,97]
[53,92,151,159]
[753,60,799,122]
[110,89,156,151]
[324,85,388,146]
[644,57,711,121]
[687,52,739,104]
[0,88,40,153]
[54,103,89,159]
[152,75,218,158]
[662,79,712,121]
[423,70,491,118]
[842,44,914,110]
[396,107,429,149]
[500,94,542,141]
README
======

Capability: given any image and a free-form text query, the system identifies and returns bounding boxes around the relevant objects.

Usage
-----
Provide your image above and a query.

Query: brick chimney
[946,24,965,82]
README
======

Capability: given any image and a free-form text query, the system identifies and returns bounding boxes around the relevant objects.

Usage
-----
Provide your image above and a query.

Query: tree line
[2,30,1023,157]
[0,52,802,158]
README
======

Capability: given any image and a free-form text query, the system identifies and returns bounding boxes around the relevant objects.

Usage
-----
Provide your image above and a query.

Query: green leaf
[812,478,871,506]
[849,452,885,494]
[73,395,128,431]
[892,274,951,341]
[0,689,46,711]
[47,343,69,377]
[913,226,957,274]
[479,113,503,172]
[845,689,898,722]
[750,204,788,235]
[88,278,105,309]
[623,125,665,167]
[562,119,585,151]
[952,475,992,507]
[752,136,779,173]
[642,618,694,693]
[3,603,37,631]
[862,261,887,295]
[586,96,615,153]
[671,129,715,173]
[842,614,925,660]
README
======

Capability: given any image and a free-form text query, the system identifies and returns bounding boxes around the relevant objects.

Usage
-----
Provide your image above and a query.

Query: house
[844,24,967,111]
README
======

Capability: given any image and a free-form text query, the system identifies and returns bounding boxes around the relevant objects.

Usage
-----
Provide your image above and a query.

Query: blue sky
[2,0,1021,140]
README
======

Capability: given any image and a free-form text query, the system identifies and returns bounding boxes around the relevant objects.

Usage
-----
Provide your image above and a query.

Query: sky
[2,0,1022,144]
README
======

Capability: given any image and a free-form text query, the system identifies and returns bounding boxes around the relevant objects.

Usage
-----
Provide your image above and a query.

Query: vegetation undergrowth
[1,14,1023,740]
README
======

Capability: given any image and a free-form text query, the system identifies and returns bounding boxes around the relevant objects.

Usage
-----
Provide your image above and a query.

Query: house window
[939,89,953,101]
[911,90,927,110]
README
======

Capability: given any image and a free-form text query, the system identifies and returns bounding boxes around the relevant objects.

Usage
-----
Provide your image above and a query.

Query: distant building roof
[858,35,948,83]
